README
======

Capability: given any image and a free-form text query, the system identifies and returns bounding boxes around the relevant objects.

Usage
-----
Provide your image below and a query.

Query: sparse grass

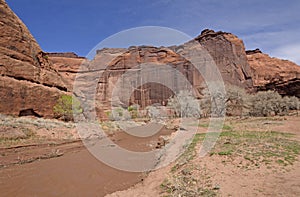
[210,130,300,168]
[198,123,209,128]
[222,124,232,131]
[0,114,75,129]
[0,114,78,148]
[22,128,36,138]
[0,128,37,146]
[217,150,233,156]
[171,133,204,172]
[160,171,217,197]
[162,133,217,196]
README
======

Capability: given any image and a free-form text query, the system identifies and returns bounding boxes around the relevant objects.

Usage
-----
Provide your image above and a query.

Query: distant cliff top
[46,52,85,59]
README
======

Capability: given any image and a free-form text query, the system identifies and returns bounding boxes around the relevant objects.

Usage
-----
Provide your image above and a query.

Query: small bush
[283,96,300,110]
[146,105,161,119]
[167,90,201,118]
[109,107,131,121]
[53,95,82,121]
[127,104,139,119]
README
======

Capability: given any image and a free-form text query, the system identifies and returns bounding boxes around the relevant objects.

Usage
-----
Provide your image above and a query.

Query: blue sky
[6,0,300,64]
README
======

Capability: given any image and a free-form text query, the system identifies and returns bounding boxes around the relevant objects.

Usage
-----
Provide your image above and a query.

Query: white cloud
[272,44,300,65]
[241,29,300,65]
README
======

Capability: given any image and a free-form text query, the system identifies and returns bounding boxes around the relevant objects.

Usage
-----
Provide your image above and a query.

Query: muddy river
[0,124,173,196]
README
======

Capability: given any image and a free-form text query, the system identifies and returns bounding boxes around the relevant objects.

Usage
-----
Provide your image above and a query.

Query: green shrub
[53,95,82,121]
[128,104,139,119]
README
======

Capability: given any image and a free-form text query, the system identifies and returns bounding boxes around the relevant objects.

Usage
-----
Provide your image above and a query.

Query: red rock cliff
[0,0,68,118]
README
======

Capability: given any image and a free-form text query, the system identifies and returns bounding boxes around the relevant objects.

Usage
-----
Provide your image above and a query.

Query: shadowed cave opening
[19,108,42,118]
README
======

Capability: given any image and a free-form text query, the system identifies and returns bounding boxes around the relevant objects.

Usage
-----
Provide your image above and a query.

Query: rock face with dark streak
[95,46,198,110]
[247,49,300,97]
[195,29,253,89]
[0,0,68,118]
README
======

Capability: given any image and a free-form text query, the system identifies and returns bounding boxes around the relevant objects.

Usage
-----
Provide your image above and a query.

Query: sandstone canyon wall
[0,0,299,120]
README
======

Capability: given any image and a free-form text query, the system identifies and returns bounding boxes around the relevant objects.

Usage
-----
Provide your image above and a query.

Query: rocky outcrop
[0,0,68,118]
[247,49,300,97]
[258,78,300,98]
[246,48,262,55]
[195,29,253,89]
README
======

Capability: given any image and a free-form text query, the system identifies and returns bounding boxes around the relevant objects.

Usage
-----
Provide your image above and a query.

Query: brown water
[0,124,173,196]
[0,149,143,197]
